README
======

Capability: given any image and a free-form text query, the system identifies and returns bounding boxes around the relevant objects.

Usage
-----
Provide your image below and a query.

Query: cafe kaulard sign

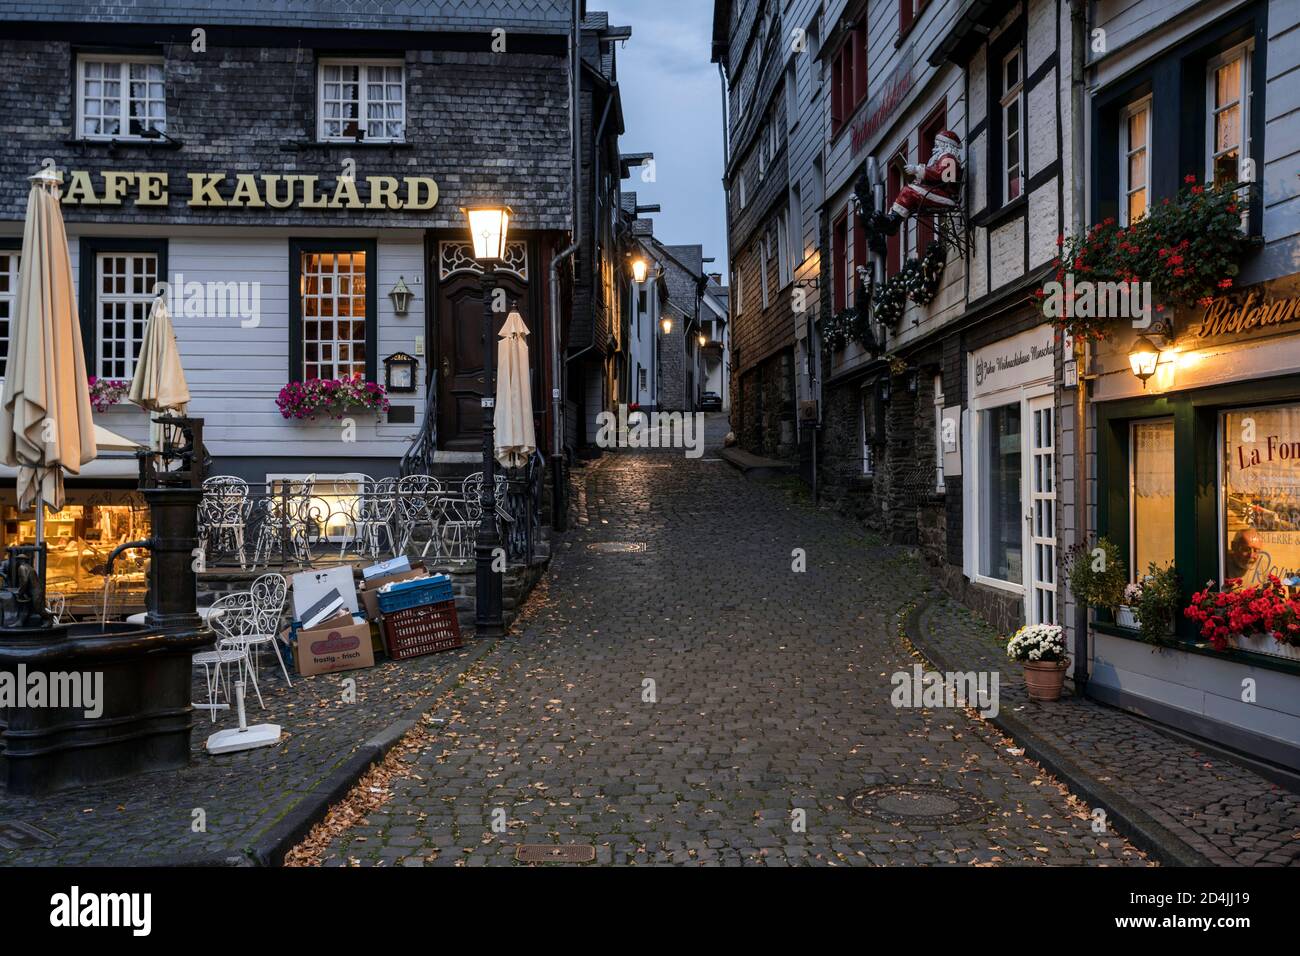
[58,169,439,210]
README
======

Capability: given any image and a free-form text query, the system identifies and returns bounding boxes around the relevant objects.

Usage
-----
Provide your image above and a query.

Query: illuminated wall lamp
[1128,333,1161,387]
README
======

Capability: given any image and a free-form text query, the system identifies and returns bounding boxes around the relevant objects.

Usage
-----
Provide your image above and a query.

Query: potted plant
[276,377,390,421]
[1006,623,1070,701]
[1127,562,1181,644]
[87,376,131,413]
[1065,536,1128,620]
[1185,575,1300,662]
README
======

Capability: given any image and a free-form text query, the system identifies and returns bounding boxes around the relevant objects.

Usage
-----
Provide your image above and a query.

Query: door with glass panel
[1026,395,1056,624]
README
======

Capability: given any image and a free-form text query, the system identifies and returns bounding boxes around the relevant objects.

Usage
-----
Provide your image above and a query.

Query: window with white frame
[301,250,368,381]
[77,56,165,140]
[1119,98,1151,225]
[1207,43,1252,189]
[759,236,770,309]
[318,59,405,142]
[934,374,946,492]
[738,169,748,208]
[1000,47,1024,203]
[0,251,17,380]
[96,252,158,379]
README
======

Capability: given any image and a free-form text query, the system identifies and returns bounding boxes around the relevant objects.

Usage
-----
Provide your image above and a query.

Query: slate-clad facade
[0,1,592,505]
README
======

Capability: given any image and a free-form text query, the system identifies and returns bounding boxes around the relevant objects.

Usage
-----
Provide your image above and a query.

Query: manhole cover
[515,844,596,863]
[587,541,646,553]
[848,785,991,826]
[0,820,56,849]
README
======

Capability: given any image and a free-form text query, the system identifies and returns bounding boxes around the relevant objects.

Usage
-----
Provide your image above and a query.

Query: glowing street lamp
[463,205,512,260]
[461,204,513,638]
[631,258,648,284]
[660,317,673,335]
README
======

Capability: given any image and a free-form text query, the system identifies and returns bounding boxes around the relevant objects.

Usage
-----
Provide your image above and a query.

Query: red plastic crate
[380,598,464,660]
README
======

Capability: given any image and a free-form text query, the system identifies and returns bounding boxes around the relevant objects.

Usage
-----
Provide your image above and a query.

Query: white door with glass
[1026,395,1056,624]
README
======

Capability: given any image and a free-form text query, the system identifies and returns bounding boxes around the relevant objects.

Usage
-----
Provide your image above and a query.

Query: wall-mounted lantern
[388,276,414,316]
[631,258,649,284]
[660,317,673,335]
[383,351,419,393]
[1128,334,1160,386]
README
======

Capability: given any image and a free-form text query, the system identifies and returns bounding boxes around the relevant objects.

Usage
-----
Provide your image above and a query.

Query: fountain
[0,416,213,794]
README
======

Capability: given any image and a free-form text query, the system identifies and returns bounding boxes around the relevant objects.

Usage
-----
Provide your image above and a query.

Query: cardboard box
[357,563,428,621]
[362,555,411,580]
[292,565,359,620]
[294,615,375,677]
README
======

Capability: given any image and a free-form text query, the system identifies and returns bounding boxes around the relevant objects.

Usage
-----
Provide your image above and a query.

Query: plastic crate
[381,598,464,660]
[376,574,454,613]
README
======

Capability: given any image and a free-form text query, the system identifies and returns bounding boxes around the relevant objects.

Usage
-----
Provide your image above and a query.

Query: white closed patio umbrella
[0,167,98,551]
[493,308,536,470]
[128,292,190,448]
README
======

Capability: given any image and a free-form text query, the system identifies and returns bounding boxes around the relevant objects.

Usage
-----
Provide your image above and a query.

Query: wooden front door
[434,241,532,451]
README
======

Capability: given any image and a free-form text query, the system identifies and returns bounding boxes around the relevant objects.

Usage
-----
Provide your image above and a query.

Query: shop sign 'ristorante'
[57,169,440,210]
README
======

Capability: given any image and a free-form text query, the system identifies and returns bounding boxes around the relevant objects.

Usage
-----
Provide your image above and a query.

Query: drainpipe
[1070,0,1090,694]
[717,59,734,423]
[548,0,582,532]
[562,87,616,437]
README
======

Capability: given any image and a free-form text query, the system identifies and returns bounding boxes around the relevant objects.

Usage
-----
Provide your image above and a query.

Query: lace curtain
[1133,420,1174,498]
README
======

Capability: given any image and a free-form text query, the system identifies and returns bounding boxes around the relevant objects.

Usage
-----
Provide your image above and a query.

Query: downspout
[717,59,733,422]
[1070,0,1090,694]
[562,90,617,377]
[549,0,581,532]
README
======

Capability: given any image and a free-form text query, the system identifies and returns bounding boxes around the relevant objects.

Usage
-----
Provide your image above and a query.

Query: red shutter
[831,54,843,133]
[917,104,947,252]
[832,214,848,312]
[899,0,914,36]
[854,20,868,105]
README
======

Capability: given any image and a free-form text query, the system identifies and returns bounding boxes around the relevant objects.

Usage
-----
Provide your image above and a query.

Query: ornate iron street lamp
[462,205,512,638]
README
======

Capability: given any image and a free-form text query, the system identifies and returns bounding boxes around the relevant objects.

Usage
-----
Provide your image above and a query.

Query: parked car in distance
[700,391,722,411]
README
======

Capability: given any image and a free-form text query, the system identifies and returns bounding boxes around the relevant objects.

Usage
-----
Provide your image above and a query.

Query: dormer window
[318,59,406,142]
[76,55,165,140]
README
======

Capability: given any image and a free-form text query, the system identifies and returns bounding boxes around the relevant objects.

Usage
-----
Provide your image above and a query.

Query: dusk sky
[601,0,729,279]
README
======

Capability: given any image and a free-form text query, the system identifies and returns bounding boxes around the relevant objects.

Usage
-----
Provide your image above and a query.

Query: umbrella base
[0,621,212,795]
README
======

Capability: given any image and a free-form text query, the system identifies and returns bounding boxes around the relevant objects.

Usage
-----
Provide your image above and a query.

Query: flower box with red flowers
[276,377,390,421]
[1184,576,1300,662]
[87,376,130,414]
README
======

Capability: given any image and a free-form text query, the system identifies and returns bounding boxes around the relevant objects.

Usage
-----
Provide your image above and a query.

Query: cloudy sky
[600,0,729,278]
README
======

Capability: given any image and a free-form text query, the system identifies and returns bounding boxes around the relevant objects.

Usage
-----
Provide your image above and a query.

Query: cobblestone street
[309,449,1152,866]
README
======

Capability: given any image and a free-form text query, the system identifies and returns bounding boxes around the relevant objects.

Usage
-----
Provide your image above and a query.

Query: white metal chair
[395,474,442,556]
[219,573,292,702]
[199,476,251,569]
[341,476,398,559]
[193,592,252,722]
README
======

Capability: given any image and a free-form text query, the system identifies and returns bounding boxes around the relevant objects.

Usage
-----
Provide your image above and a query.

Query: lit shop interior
[1,488,150,615]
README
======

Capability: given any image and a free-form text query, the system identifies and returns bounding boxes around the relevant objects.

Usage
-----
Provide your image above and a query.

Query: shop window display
[2,495,150,614]
[1222,404,1300,585]
[980,403,1022,583]
[1131,419,1175,577]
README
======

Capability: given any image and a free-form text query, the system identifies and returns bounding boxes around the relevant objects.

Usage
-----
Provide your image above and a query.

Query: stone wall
[736,347,797,459]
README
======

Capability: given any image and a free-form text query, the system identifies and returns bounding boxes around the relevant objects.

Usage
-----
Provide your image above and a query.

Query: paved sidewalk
[911,595,1300,866]
[0,641,487,866]
[304,453,1151,866]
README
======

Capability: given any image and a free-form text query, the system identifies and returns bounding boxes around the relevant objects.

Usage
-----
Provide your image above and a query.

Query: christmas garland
[873,273,907,327]
[821,308,868,352]
[902,240,947,305]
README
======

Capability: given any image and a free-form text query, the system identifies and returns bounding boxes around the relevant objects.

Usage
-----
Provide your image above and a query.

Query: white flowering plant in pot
[1006,623,1068,663]
[1007,623,1070,700]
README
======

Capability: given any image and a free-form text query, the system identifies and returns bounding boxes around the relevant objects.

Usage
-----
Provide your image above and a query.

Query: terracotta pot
[1021,660,1068,701]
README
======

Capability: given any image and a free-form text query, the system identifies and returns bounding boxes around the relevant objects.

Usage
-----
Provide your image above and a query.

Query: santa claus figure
[872,129,963,236]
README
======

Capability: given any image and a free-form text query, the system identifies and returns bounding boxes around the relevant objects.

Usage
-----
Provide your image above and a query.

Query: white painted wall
[2,227,429,473]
